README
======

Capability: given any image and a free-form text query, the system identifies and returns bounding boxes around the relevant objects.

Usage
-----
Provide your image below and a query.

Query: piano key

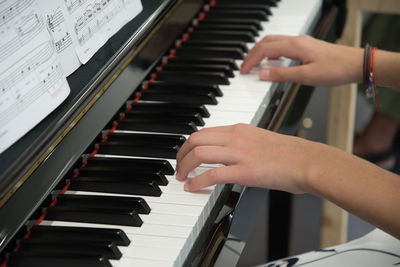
[17,239,122,260]
[97,142,180,159]
[156,70,230,85]
[197,18,263,31]
[181,39,248,52]
[45,206,143,227]
[29,225,131,246]
[216,0,277,6]
[116,119,198,134]
[161,63,234,78]
[69,178,162,197]
[110,258,173,267]
[165,56,239,70]
[211,4,272,16]
[7,252,112,267]
[76,168,168,186]
[123,111,205,126]
[55,194,151,214]
[145,82,223,98]
[194,23,258,37]
[42,220,192,239]
[134,101,212,118]
[205,10,269,21]
[187,31,255,43]
[84,156,176,175]
[140,91,217,105]
[66,189,212,207]
[100,132,186,148]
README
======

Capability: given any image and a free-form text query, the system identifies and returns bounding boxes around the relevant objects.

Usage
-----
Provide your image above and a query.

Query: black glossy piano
[0,0,338,266]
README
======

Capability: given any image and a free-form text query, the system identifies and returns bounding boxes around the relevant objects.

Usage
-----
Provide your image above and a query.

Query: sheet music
[65,0,143,64]
[0,0,70,154]
[41,0,81,76]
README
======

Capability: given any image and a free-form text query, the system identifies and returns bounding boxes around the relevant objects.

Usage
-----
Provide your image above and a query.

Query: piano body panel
[0,0,334,265]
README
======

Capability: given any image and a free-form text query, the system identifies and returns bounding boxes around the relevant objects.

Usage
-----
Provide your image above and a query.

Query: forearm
[304,143,400,239]
[375,50,400,90]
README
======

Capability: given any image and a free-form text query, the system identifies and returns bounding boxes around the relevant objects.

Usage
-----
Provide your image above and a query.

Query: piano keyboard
[4,0,321,266]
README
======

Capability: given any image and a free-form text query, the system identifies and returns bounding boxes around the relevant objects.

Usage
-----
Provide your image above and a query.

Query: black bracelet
[363,43,372,85]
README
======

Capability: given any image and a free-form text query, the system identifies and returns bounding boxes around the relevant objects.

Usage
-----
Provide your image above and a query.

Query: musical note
[0,0,70,154]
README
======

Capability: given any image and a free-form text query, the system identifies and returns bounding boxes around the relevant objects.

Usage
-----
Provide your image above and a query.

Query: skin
[175,35,400,239]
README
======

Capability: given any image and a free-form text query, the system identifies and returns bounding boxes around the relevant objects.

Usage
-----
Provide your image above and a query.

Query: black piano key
[123,111,204,126]
[166,57,238,70]
[18,239,121,260]
[30,225,130,246]
[140,91,217,105]
[198,18,262,31]
[8,252,112,267]
[175,45,245,59]
[45,206,143,227]
[181,39,248,52]
[85,156,176,175]
[132,101,211,117]
[101,132,186,148]
[69,178,162,197]
[56,194,151,214]
[77,168,169,185]
[211,4,272,16]
[161,63,233,78]
[97,142,180,159]
[216,0,277,6]
[156,70,230,85]
[116,117,198,134]
[146,82,222,97]
[205,10,269,21]
[195,23,259,36]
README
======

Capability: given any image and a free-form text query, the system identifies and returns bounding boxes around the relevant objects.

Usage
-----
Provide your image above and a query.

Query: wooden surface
[321,0,400,248]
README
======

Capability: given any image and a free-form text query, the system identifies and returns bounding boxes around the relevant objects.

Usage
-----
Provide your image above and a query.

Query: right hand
[240,35,364,87]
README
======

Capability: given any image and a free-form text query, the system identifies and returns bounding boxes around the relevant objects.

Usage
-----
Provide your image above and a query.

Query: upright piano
[0,0,335,266]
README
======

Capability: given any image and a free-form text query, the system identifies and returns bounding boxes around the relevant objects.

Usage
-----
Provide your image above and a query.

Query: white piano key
[41,220,192,238]
[111,258,174,267]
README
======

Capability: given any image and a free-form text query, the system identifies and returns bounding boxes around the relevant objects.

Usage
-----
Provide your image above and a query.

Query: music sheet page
[0,0,70,154]
[62,0,143,64]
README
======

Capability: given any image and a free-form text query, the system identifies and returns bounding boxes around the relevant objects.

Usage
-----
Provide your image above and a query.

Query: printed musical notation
[0,0,143,153]
[69,0,143,63]
[0,0,70,154]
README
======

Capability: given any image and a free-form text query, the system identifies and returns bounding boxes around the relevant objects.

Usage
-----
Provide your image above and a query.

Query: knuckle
[191,146,206,160]
[207,168,221,184]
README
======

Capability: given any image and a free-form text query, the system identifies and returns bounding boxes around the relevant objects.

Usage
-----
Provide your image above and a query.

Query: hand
[240,35,364,87]
[176,123,321,193]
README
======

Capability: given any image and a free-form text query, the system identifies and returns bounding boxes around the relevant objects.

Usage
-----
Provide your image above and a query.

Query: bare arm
[175,124,400,239]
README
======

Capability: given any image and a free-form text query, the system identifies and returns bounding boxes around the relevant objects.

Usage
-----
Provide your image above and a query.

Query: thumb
[259,65,306,84]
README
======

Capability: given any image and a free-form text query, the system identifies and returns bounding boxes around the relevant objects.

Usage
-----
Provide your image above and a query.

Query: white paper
[66,0,143,64]
[0,0,70,154]
[41,0,81,76]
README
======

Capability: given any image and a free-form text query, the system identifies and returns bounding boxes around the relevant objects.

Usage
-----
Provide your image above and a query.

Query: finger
[176,146,238,181]
[176,131,231,166]
[259,65,309,84]
[184,165,244,192]
[259,34,293,43]
[240,40,302,74]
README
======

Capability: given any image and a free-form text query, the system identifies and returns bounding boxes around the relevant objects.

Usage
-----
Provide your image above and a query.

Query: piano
[0,0,336,266]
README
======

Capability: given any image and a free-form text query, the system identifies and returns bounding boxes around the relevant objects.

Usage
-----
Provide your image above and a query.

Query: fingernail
[176,170,181,181]
[260,68,270,80]
[184,183,190,191]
